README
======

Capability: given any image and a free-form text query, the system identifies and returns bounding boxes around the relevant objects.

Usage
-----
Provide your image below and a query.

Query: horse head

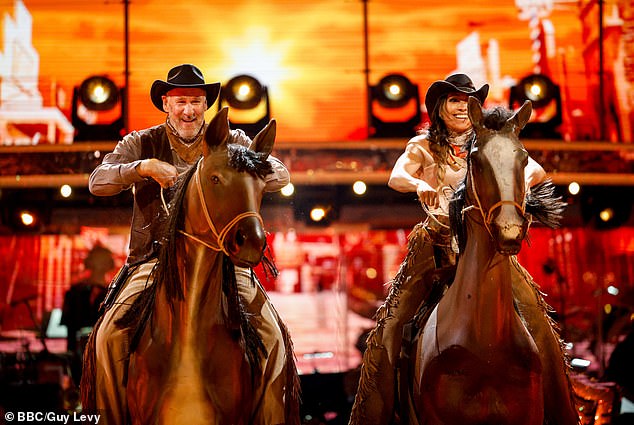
[191,106,275,268]
[466,97,533,255]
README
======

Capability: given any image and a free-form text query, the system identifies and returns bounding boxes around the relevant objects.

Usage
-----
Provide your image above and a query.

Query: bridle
[462,148,528,239]
[178,158,264,256]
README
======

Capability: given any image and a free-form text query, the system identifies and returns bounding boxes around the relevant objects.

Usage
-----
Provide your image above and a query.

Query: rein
[421,203,450,230]
[175,159,264,256]
[463,157,527,238]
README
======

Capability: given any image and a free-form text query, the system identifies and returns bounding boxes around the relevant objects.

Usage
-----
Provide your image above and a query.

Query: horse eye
[211,175,220,184]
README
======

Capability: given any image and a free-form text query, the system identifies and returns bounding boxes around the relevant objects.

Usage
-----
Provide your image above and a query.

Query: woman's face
[439,92,471,134]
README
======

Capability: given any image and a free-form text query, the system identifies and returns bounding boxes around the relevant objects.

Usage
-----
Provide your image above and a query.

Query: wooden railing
[0,139,633,188]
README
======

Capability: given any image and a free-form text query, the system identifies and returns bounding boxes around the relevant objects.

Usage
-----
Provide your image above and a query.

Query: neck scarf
[165,118,205,163]
[445,130,472,170]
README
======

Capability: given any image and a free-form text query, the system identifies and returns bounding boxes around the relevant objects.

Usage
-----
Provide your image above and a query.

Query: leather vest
[128,125,173,265]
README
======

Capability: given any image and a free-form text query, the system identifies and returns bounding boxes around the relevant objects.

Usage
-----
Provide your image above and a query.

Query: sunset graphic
[2,0,612,143]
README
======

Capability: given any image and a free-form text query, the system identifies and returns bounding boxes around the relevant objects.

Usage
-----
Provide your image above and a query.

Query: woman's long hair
[424,96,464,183]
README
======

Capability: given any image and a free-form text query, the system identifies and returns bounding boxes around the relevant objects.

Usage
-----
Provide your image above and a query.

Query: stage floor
[269,291,375,374]
[0,291,375,376]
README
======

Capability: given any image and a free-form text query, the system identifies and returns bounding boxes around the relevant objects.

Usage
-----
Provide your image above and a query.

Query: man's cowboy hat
[150,64,221,112]
[424,73,489,115]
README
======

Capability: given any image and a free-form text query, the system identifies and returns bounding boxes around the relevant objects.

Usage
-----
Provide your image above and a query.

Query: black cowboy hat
[150,64,221,112]
[424,73,489,115]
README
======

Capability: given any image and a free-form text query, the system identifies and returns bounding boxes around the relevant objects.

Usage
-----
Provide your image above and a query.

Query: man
[87,64,290,423]
[62,244,115,386]
[62,244,115,354]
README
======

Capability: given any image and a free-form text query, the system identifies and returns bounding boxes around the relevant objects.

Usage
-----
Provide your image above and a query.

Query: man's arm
[89,131,180,196]
[232,128,290,192]
[88,132,146,196]
[264,154,290,192]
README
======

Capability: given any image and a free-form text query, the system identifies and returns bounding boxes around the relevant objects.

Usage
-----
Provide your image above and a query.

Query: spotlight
[568,182,580,196]
[20,211,36,227]
[580,186,632,229]
[79,76,120,111]
[296,203,337,226]
[310,206,327,222]
[352,181,367,195]
[60,185,72,198]
[220,74,270,138]
[509,73,562,139]
[72,75,125,141]
[599,208,614,222]
[369,73,421,138]
[375,74,416,108]
[11,207,43,232]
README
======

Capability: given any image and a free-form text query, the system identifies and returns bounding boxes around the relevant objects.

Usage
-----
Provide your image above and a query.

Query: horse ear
[251,118,276,158]
[204,107,230,154]
[467,96,484,129]
[511,100,533,132]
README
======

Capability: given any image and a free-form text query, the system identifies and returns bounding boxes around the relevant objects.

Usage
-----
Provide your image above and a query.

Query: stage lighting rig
[72,75,125,141]
[220,74,270,138]
[369,73,421,138]
[509,73,562,139]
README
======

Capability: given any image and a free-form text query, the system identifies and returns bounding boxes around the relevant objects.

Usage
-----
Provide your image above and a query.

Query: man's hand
[137,158,178,188]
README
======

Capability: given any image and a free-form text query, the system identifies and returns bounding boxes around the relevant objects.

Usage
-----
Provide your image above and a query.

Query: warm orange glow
[310,207,326,222]
[599,208,614,222]
[20,211,35,226]
[12,1,613,142]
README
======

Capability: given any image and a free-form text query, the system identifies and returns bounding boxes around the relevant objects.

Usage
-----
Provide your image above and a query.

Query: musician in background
[61,244,114,382]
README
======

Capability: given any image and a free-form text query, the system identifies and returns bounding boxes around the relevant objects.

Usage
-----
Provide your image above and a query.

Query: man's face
[163,87,207,139]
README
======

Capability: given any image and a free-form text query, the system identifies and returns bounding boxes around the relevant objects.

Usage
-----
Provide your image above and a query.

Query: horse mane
[449,106,566,254]
[117,136,271,374]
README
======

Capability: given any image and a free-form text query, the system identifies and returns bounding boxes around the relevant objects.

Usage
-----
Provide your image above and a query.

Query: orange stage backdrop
[3,0,629,143]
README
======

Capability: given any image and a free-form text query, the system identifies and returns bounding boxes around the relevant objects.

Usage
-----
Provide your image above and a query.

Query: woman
[349,74,577,424]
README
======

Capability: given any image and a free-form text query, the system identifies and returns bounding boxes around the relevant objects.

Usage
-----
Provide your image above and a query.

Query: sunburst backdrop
[8,0,601,141]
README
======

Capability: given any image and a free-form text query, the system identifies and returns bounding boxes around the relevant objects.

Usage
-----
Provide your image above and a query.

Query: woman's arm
[388,138,439,208]
[525,155,547,189]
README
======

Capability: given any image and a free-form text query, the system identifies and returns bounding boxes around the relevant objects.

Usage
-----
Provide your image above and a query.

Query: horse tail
[80,314,103,412]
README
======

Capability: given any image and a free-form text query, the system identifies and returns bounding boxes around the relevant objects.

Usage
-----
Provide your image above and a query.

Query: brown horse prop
[82,108,300,425]
[401,98,578,425]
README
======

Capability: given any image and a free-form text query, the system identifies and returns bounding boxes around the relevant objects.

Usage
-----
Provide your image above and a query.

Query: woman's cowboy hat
[150,64,221,112]
[424,73,489,115]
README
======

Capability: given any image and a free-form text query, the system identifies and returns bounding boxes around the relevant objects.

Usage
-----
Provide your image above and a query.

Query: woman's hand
[137,158,179,188]
[417,183,439,209]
